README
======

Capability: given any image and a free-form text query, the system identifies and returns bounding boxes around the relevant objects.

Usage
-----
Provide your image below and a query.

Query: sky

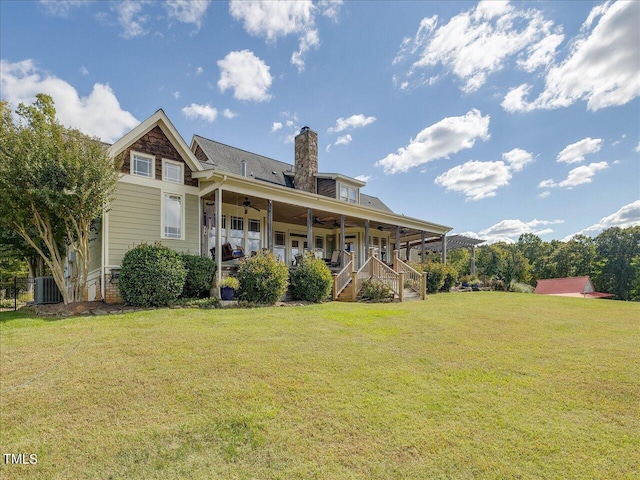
[1,0,639,243]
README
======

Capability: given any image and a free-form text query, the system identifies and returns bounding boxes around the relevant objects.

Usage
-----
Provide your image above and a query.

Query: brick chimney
[294,126,318,193]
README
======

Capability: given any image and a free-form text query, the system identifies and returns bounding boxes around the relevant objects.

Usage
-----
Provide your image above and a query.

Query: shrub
[361,278,393,301]
[510,281,534,294]
[290,255,333,302]
[489,279,507,291]
[236,252,289,305]
[119,243,186,307]
[181,254,215,298]
[441,265,458,292]
[422,262,446,294]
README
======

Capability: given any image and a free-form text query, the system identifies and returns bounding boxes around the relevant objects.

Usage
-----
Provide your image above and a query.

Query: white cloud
[503,1,640,112]
[395,1,562,93]
[80,66,89,76]
[217,50,273,102]
[196,66,203,75]
[327,114,376,133]
[376,109,490,174]
[319,0,343,20]
[229,0,322,72]
[539,161,609,189]
[635,141,640,153]
[182,103,218,123]
[435,160,512,201]
[477,219,564,243]
[173,91,180,100]
[271,122,283,132]
[164,0,210,31]
[557,137,603,163]
[355,174,371,183]
[39,0,88,17]
[502,148,533,172]
[538,191,551,199]
[564,200,640,239]
[113,1,150,39]
[0,59,138,143]
[222,109,236,119]
[334,134,352,146]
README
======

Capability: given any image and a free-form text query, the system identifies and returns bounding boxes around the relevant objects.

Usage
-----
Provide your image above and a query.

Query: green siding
[108,182,200,266]
[87,219,102,273]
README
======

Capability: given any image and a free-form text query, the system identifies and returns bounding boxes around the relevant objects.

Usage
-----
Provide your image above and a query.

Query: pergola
[403,234,486,274]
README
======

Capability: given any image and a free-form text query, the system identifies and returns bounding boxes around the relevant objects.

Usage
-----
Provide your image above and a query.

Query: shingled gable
[191,134,393,213]
[108,109,202,174]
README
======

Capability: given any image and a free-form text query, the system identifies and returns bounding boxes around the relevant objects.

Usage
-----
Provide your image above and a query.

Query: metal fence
[0,277,63,311]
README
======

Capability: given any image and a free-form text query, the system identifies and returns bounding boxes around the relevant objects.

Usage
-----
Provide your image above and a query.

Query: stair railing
[333,251,354,299]
[393,250,426,299]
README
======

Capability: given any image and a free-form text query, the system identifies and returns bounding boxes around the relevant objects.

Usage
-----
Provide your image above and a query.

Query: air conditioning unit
[34,277,63,305]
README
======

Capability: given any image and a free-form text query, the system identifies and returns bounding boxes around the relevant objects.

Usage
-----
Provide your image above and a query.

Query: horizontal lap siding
[108,182,199,266]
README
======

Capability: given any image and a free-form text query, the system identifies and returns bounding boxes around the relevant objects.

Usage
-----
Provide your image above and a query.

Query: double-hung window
[132,152,154,178]
[163,193,183,239]
[339,184,358,204]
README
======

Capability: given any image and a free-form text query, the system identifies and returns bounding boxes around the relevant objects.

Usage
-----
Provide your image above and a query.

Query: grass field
[0,292,638,479]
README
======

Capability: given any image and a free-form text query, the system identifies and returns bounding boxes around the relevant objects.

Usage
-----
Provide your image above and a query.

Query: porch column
[421,231,426,263]
[340,215,345,253]
[215,187,223,287]
[307,208,313,254]
[267,200,273,252]
[441,234,447,264]
[364,220,370,259]
[395,226,401,257]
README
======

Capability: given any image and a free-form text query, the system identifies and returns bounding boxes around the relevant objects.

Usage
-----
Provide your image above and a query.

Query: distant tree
[447,248,471,278]
[0,95,120,303]
[592,227,640,301]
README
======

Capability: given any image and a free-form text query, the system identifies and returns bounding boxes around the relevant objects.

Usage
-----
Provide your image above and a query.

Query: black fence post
[14,276,17,311]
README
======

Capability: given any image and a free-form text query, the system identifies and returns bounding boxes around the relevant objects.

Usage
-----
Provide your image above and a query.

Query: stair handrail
[369,255,401,296]
[333,256,353,298]
[355,255,373,295]
[394,250,426,299]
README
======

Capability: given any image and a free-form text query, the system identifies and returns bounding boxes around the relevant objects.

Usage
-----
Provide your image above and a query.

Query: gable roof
[192,134,393,213]
[192,135,294,188]
[108,109,202,173]
[535,276,592,295]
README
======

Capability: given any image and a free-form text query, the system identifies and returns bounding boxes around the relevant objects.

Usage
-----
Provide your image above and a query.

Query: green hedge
[181,254,215,299]
[290,255,332,302]
[119,243,186,307]
[236,253,289,305]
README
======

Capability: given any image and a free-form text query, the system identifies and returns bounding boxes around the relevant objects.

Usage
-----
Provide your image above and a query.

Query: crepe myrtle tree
[0,95,121,303]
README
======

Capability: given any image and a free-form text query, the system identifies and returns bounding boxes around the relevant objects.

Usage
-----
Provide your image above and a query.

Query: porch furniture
[328,250,340,267]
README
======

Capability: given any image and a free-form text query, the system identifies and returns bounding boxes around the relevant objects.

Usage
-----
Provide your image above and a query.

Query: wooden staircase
[336,280,355,301]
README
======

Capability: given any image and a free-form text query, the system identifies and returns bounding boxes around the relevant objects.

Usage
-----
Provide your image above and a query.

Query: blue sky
[1,0,638,242]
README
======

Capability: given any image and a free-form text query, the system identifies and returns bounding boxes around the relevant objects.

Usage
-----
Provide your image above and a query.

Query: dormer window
[339,184,358,204]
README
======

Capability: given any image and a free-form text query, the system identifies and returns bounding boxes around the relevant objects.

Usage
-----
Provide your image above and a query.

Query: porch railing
[332,251,354,299]
[369,254,402,300]
[393,250,426,300]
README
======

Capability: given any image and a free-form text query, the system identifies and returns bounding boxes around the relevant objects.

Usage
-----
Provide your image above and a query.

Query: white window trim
[337,181,359,204]
[131,151,155,179]
[162,158,184,185]
[161,191,185,240]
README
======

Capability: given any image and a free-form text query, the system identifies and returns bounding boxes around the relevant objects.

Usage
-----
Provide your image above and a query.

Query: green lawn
[0,293,638,479]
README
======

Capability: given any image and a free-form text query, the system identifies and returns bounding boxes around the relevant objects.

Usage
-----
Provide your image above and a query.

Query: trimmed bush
[509,281,534,294]
[181,254,215,298]
[422,261,446,294]
[119,243,186,307]
[236,252,289,305]
[290,255,332,302]
[441,265,458,292]
[361,278,393,301]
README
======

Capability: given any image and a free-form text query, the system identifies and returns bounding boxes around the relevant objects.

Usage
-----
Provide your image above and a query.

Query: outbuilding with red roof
[534,276,614,299]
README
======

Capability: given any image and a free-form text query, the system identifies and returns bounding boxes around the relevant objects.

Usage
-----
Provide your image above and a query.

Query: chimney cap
[300,126,310,134]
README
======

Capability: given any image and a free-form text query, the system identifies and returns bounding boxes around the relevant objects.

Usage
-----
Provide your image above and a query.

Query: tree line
[447,228,640,301]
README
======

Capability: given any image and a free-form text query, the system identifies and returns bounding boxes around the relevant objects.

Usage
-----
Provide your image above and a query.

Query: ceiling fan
[242,197,260,214]
[313,216,325,225]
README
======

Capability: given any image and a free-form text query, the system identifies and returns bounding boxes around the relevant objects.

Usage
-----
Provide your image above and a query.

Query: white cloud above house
[394,0,563,93]
[355,174,371,182]
[164,0,210,31]
[502,1,640,112]
[182,103,217,122]
[113,1,149,39]
[434,148,533,201]
[217,50,273,102]
[0,59,138,143]
[222,108,236,119]
[39,0,88,17]
[228,0,326,72]
[539,161,609,189]
[334,134,352,146]
[557,137,603,163]
[463,218,564,243]
[376,109,490,174]
[271,122,283,132]
[563,200,640,239]
[327,114,376,133]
